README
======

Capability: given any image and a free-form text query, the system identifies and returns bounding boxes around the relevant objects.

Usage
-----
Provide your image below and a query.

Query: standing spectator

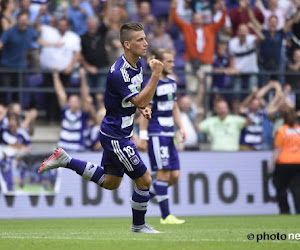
[0,0,16,34]
[68,0,93,36]
[228,23,264,98]
[249,8,299,83]
[288,2,300,57]
[147,18,175,55]
[130,0,154,34]
[213,0,232,41]
[81,16,109,93]
[198,99,247,151]
[286,48,300,110]
[269,109,300,214]
[170,0,226,93]
[53,68,91,152]
[39,18,81,82]
[104,6,125,66]
[229,0,264,36]
[212,42,235,96]
[256,0,293,30]
[0,11,39,104]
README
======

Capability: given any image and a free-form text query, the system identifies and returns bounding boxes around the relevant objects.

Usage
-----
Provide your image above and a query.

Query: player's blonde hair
[147,49,172,64]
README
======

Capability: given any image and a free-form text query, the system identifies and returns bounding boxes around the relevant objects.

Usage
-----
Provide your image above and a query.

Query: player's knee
[135,171,152,189]
[169,172,180,186]
[104,182,120,190]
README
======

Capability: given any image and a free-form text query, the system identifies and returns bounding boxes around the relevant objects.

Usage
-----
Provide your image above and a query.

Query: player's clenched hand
[149,59,164,77]
[139,107,152,120]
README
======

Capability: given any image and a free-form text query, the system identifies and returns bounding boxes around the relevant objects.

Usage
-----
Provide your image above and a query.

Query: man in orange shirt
[269,109,300,214]
[170,0,226,93]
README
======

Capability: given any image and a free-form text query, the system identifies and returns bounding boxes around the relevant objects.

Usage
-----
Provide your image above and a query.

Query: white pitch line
[0,234,299,244]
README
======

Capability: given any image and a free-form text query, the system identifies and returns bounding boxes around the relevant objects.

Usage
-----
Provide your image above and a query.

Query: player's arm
[173,102,186,142]
[130,59,163,109]
[52,69,67,108]
[137,105,151,152]
[79,68,91,112]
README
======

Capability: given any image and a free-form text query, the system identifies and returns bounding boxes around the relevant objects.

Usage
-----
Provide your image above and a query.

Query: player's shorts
[148,136,180,172]
[99,132,147,179]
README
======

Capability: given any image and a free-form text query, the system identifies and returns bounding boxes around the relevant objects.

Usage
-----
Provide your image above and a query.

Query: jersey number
[123,146,135,158]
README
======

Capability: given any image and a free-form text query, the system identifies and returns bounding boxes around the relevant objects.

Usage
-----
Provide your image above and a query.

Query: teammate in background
[269,109,300,214]
[138,49,186,224]
[38,22,164,233]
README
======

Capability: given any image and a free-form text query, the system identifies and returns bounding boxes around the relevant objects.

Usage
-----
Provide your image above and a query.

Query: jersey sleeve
[111,70,139,102]
[235,115,246,130]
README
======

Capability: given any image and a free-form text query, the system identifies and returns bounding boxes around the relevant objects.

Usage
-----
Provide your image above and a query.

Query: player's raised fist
[149,59,164,77]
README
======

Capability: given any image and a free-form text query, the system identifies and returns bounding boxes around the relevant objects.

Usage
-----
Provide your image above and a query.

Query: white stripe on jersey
[157,117,174,127]
[62,119,82,130]
[156,83,176,96]
[152,136,162,169]
[121,114,135,129]
[157,101,174,111]
[120,63,130,82]
[111,140,133,171]
[60,130,81,141]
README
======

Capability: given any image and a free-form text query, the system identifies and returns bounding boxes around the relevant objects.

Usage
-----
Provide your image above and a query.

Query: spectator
[81,16,109,93]
[68,0,93,36]
[250,9,299,83]
[0,11,39,103]
[39,17,81,83]
[288,2,300,57]
[147,18,175,55]
[170,0,226,93]
[177,95,199,150]
[269,109,300,214]
[53,68,91,152]
[286,48,300,109]
[198,99,247,151]
[130,0,154,35]
[0,0,16,34]
[239,81,283,150]
[212,42,235,95]
[213,0,232,41]
[191,0,214,24]
[33,4,53,26]
[0,113,31,191]
[228,23,264,98]
[229,0,264,36]
[2,102,38,136]
[104,6,125,66]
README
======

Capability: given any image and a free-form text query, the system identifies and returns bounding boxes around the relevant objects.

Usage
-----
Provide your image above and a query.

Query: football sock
[154,180,170,219]
[149,180,157,199]
[131,184,150,225]
[66,159,105,186]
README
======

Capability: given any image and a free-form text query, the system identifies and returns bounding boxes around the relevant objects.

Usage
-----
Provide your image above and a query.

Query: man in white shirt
[229,23,263,99]
[39,17,81,75]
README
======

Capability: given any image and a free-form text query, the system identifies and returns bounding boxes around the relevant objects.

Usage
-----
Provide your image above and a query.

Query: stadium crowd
[0,0,300,153]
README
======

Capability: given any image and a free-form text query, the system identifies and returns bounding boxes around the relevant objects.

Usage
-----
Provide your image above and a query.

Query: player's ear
[124,41,130,50]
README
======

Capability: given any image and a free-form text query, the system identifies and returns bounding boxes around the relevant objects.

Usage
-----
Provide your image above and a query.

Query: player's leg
[38,148,123,189]
[169,170,180,186]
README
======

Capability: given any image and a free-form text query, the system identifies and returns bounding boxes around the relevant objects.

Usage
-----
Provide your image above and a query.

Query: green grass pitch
[0,215,300,250]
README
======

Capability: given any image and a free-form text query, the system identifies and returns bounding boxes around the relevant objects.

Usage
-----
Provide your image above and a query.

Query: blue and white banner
[0,151,285,219]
